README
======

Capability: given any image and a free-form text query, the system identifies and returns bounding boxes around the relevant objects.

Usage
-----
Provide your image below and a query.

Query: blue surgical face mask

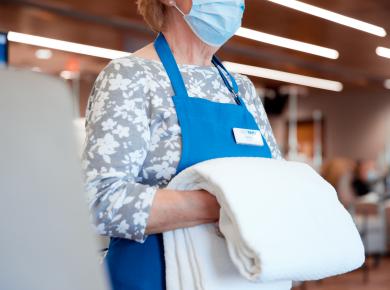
[173,0,245,47]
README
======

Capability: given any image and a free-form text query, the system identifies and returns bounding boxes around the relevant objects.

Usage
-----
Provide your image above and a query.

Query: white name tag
[232,128,264,146]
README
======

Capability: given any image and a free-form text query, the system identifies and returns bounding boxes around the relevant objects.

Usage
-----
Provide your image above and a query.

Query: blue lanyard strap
[211,55,241,104]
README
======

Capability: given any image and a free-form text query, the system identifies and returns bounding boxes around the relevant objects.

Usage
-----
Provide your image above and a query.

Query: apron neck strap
[154,33,190,98]
[154,32,243,105]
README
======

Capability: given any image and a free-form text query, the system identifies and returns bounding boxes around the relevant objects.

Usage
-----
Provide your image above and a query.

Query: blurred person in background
[352,160,386,198]
[81,0,281,289]
[352,160,372,197]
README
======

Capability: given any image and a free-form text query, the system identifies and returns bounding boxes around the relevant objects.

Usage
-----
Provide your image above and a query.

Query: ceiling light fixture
[35,48,53,60]
[235,27,339,59]
[384,79,390,90]
[60,70,79,80]
[8,31,130,59]
[376,47,390,59]
[224,61,343,92]
[266,0,387,37]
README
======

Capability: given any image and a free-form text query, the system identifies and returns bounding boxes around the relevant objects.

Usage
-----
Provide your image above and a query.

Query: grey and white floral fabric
[81,55,282,243]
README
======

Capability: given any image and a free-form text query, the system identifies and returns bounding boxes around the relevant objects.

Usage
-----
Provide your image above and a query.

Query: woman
[82,0,282,289]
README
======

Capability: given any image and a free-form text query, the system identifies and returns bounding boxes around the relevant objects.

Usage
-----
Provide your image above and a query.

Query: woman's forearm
[145,188,220,234]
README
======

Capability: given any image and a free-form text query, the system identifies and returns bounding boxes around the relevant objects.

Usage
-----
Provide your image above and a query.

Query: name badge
[232,128,264,146]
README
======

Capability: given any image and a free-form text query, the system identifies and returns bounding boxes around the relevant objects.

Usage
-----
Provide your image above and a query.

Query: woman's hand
[145,189,220,234]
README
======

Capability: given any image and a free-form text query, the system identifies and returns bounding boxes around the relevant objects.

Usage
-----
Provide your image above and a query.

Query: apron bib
[106,33,272,290]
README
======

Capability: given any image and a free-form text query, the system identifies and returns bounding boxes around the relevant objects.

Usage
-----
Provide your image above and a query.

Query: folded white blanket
[165,157,364,290]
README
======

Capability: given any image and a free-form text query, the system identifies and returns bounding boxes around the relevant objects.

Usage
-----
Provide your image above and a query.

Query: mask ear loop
[169,0,185,16]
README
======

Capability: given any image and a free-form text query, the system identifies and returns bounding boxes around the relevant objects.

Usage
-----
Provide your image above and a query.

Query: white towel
[164,157,364,290]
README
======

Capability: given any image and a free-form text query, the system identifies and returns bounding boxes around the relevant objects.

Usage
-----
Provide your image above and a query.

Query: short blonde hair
[137,0,166,32]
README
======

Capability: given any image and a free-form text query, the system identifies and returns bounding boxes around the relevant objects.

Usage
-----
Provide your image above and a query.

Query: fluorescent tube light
[384,79,390,90]
[267,0,386,37]
[60,70,79,80]
[7,31,130,59]
[376,47,390,59]
[224,61,343,92]
[235,27,339,59]
[35,48,53,60]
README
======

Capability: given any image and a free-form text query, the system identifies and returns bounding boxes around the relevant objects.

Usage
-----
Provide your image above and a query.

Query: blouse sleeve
[81,59,158,243]
[240,75,283,160]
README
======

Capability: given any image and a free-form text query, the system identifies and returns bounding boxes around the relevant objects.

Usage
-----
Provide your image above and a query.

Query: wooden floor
[293,257,390,290]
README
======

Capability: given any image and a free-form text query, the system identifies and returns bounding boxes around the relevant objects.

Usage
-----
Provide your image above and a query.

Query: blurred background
[1,0,390,289]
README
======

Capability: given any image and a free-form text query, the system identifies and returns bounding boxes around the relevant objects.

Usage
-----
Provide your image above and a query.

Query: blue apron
[106,33,272,290]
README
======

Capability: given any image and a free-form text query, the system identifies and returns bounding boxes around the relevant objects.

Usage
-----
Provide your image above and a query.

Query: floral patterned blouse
[81,55,282,243]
